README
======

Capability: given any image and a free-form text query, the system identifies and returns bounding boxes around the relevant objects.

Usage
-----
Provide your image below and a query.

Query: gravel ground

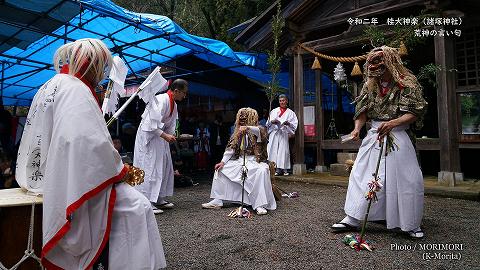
[156,176,480,270]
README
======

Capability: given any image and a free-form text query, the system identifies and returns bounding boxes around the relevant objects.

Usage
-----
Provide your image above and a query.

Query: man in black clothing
[209,115,229,168]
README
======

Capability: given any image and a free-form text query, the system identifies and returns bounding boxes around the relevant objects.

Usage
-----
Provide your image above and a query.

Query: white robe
[134,92,177,203]
[16,74,166,269]
[266,107,298,170]
[210,127,277,210]
[344,121,424,232]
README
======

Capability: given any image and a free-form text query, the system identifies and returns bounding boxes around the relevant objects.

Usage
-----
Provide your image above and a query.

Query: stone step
[337,152,357,164]
[330,163,351,177]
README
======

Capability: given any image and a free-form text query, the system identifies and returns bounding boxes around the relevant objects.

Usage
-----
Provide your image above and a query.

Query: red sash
[167,90,175,117]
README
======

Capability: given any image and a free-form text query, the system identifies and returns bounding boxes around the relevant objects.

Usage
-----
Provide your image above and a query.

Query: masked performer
[266,94,298,176]
[16,38,166,269]
[202,108,276,215]
[134,79,188,214]
[331,46,427,238]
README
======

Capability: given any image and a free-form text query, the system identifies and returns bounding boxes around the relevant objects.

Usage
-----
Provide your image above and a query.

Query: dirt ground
[156,178,480,270]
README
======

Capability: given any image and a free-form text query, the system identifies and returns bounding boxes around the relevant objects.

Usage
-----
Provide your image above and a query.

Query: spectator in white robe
[202,108,276,215]
[134,79,188,214]
[331,46,427,239]
[15,38,166,269]
[266,95,298,176]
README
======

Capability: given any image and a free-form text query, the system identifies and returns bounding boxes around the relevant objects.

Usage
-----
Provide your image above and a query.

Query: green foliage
[361,9,440,48]
[417,63,442,88]
[460,93,477,115]
[360,9,443,89]
[113,0,275,50]
[264,2,285,112]
[363,26,387,48]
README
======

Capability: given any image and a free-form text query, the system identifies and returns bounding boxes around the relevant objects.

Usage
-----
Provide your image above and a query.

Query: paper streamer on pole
[102,56,128,115]
[137,66,168,103]
[106,66,167,127]
[110,56,128,97]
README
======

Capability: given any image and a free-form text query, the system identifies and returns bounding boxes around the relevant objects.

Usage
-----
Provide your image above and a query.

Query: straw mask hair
[363,46,420,93]
[53,38,113,86]
[231,107,259,146]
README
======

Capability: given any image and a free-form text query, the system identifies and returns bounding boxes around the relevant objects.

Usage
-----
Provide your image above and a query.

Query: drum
[0,188,43,270]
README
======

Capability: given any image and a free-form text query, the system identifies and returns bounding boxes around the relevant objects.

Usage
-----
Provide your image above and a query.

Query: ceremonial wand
[228,132,251,218]
[106,66,166,127]
[343,137,385,251]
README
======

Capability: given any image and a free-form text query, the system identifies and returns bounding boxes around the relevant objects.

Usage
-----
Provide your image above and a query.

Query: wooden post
[315,69,327,172]
[293,50,306,175]
[434,27,463,185]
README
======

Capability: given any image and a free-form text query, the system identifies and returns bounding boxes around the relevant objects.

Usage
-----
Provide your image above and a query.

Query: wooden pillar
[293,51,306,175]
[434,28,463,185]
[315,69,327,172]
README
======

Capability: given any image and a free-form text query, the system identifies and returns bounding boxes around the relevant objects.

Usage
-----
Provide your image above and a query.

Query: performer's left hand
[377,120,396,140]
[214,162,225,170]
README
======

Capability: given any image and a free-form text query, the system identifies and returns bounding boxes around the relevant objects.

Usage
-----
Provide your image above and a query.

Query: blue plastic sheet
[0,0,352,114]
[0,0,264,106]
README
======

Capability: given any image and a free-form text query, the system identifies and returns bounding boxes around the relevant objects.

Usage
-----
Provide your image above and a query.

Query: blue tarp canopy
[0,0,353,114]
[0,0,271,106]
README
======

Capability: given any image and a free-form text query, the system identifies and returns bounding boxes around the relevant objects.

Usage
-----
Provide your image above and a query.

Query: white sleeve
[266,112,272,128]
[141,95,167,132]
[154,129,164,136]
[284,110,298,135]
[163,109,178,136]
[221,148,234,163]
[266,110,279,134]
[247,126,262,142]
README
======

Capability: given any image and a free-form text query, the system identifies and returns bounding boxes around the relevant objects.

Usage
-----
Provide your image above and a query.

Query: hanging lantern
[334,62,347,82]
[311,56,321,70]
[351,61,362,77]
[399,41,408,57]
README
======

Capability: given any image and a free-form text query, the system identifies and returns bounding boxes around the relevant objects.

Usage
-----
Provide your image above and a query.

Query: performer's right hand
[161,133,177,143]
[350,129,360,141]
[214,162,225,170]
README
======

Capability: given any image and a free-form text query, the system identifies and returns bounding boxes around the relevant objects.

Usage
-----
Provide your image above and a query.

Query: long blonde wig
[230,107,259,147]
[53,38,112,86]
[363,46,420,92]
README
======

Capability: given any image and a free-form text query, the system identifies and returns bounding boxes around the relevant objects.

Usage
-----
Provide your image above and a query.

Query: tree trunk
[200,6,217,39]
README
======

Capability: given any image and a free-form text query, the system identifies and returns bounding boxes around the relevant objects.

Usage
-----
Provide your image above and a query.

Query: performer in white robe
[331,46,427,239]
[266,95,298,175]
[202,108,276,215]
[15,39,166,269]
[134,79,188,214]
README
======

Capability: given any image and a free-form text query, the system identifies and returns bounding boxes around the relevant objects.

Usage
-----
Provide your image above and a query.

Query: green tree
[113,0,275,50]
[360,9,443,89]
[264,2,285,113]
